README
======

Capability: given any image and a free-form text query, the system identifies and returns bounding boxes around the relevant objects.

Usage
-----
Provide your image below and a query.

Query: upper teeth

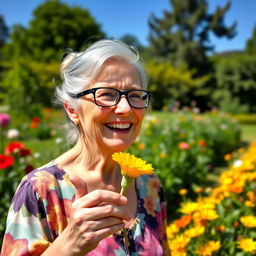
[107,123,131,129]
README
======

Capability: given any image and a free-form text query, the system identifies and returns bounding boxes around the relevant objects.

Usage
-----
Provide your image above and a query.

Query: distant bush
[212,54,256,114]
[231,114,256,124]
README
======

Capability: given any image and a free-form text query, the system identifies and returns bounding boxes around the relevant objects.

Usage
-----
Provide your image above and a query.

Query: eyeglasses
[68,87,151,109]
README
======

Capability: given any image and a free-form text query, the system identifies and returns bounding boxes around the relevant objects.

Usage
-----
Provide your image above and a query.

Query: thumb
[69,175,88,200]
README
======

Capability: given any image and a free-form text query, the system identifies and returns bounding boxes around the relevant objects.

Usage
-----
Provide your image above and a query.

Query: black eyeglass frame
[68,87,152,109]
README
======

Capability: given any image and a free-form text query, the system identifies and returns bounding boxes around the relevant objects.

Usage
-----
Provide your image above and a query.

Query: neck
[55,138,122,192]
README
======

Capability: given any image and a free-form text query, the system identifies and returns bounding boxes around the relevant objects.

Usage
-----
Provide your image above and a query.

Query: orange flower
[178,142,190,150]
[198,140,207,147]
[175,215,192,229]
[137,143,145,150]
[224,154,232,161]
[30,122,38,128]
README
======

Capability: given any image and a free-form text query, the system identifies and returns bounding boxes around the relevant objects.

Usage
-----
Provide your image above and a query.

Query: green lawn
[240,124,256,143]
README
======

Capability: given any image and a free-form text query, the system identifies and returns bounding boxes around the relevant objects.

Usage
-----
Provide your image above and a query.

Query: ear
[64,101,80,125]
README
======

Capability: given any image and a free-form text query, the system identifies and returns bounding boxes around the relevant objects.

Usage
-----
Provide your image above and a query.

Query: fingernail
[120,195,127,203]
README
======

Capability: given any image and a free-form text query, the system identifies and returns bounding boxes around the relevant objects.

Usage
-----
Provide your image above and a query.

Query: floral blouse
[1,163,170,256]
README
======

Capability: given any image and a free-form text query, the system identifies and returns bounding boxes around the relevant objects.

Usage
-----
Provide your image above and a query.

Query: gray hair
[55,39,148,144]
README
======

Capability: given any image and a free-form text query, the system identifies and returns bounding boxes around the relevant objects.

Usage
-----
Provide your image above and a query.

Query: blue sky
[1,0,256,53]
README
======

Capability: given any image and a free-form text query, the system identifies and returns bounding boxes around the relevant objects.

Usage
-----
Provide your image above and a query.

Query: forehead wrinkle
[91,60,141,90]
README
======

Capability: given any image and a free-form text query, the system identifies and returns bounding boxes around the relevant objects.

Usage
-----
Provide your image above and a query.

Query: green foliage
[1,58,60,118]
[212,54,256,113]
[148,0,236,75]
[127,110,241,218]
[0,15,9,48]
[145,60,210,110]
[3,0,105,62]
[167,142,256,255]
[245,24,256,55]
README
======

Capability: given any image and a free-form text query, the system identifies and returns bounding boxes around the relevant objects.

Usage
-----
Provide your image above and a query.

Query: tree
[0,15,8,48]
[211,53,256,113]
[0,0,106,112]
[119,34,143,50]
[148,0,236,75]
[146,60,209,110]
[245,24,256,55]
[4,0,105,62]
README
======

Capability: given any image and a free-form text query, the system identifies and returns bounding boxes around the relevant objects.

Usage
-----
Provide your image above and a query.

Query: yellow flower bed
[167,141,256,256]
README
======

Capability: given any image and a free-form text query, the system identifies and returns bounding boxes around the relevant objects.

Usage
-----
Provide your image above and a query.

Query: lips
[105,122,133,131]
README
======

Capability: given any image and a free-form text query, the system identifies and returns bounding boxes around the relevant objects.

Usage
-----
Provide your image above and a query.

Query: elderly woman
[1,39,170,255]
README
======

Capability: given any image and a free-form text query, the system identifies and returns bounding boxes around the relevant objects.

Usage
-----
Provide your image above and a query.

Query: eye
[96,89,118,100]
[129,91,144,101]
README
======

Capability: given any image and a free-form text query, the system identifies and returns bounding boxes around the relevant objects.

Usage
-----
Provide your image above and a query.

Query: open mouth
[105,123,133,131]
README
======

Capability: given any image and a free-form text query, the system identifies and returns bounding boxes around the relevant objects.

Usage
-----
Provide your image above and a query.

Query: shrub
[231,114,256,125]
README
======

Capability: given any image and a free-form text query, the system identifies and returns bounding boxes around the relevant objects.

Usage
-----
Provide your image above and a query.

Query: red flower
[178,142,190,150]
[31,117,41,123]
[24,164,34,174]
[19,148,31,157]
[0,154,14,169]
[5,142,24,155]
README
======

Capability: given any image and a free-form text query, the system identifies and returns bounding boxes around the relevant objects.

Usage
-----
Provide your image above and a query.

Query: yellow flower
[240,216,256,228]
[194,209,219,221]
[184,226,205,238]
[196,241,221,256]
[180,202,199,215]
[112,152,154,246]
[166,223,179,239]
[238,238,256,253]
[112,152,154,178]
[169,234,190,254]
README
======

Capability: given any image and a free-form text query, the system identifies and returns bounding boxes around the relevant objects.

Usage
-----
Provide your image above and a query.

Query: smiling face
[76,58,145,154]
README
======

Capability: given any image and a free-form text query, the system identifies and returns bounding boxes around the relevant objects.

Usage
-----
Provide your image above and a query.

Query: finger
[73,189,128,208]
[69,175,88,200]
[92,222,126,241]
[74,204,131,222]
[81,217,125,232]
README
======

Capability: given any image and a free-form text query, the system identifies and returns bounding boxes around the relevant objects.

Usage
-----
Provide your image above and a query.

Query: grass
[240,124,256,143]
[150,111,256,144]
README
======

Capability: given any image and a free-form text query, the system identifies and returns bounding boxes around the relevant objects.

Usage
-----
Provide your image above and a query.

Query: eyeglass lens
[94,88,149,108]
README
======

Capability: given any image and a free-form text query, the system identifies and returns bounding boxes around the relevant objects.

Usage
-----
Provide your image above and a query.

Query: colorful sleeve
[1,177,52,256]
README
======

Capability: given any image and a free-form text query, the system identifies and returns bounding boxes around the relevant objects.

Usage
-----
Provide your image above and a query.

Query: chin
[103,139,133,153]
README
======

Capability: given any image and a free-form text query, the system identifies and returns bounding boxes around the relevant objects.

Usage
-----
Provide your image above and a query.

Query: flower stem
[119,175,133,247]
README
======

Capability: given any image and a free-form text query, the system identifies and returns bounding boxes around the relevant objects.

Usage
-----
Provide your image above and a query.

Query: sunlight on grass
[241,124,256,143]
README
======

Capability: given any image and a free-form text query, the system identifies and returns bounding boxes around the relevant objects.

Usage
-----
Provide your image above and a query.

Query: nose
[114,95,131,114]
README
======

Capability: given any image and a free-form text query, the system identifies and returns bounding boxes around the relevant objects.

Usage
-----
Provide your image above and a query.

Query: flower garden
[0,108,255,255]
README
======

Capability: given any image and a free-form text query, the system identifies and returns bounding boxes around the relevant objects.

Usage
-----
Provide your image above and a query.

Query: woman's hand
[44,175,130,256]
